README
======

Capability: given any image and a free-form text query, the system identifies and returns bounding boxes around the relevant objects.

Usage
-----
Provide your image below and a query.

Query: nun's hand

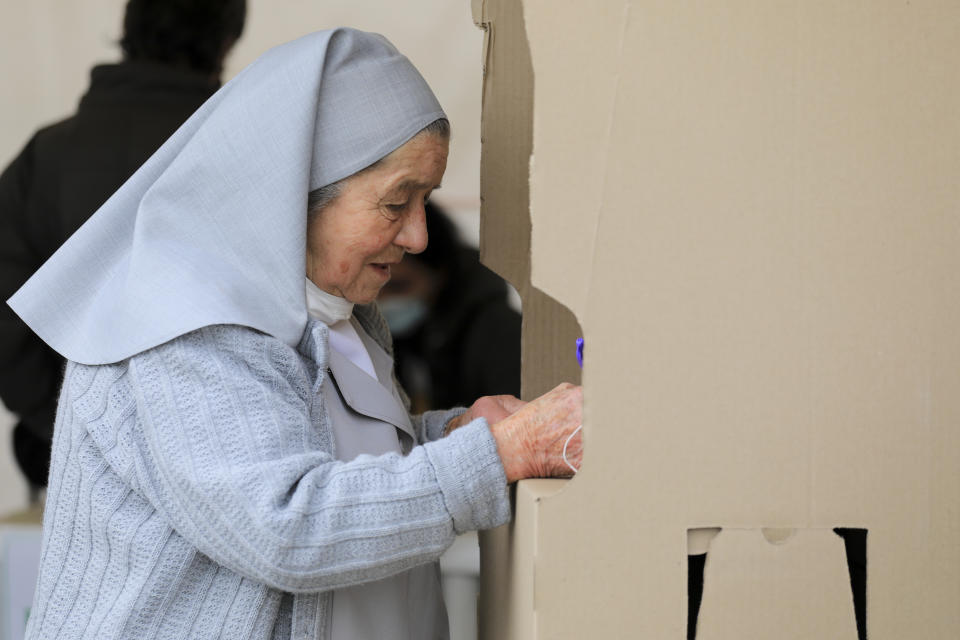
[444,394,527,436]
[489,383,583,483]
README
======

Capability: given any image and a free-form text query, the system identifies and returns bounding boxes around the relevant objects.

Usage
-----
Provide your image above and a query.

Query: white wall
[0,1,483,515]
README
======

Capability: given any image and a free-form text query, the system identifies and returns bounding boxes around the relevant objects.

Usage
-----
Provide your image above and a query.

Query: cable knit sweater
[25,306,511,639]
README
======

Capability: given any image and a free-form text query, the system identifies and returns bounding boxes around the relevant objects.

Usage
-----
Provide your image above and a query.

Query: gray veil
[7,28,445,365]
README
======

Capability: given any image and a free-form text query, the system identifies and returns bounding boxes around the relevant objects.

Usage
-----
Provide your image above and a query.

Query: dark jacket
[0,60,218,486]
[392,247,521,412]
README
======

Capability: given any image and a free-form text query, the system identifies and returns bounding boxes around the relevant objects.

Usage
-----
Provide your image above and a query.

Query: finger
[443,411,470,436]
[495,395,528,414]
[473,396,513,425]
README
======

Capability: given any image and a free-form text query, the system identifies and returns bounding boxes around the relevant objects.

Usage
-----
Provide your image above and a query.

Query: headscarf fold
[8,28,445,365]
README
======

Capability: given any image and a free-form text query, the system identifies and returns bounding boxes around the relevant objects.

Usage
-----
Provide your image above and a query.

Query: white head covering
[7,29,445,365]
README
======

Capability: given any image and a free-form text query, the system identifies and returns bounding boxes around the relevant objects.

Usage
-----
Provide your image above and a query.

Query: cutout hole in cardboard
[686,528,867,640]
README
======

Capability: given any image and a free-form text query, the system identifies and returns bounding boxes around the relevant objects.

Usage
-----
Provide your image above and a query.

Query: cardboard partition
[474,0,960,638]
[696,529,858,639]
[470,0,583,404]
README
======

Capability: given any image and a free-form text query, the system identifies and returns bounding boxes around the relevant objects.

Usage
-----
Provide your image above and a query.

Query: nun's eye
[381,202,406,221]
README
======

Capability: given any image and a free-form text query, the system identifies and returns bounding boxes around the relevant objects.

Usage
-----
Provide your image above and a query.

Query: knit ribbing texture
[25,319,510,639]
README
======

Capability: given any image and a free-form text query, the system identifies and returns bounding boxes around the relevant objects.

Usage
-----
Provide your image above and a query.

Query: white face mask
[379,296,429,337]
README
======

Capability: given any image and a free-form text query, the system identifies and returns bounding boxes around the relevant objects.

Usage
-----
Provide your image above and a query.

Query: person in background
[378,202,522,413]
[0,0,246,490]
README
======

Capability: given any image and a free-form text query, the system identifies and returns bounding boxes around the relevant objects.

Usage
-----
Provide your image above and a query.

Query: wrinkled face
[306,133,448,304]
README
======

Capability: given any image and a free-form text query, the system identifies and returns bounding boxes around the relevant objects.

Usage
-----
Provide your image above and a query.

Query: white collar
[305,278,354,325]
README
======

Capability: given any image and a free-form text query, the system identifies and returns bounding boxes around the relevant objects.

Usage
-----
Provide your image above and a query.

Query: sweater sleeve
[120,325,510,593]
[412,407,466,444]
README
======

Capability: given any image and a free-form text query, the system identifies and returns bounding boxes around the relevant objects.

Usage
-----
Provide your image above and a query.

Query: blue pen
[564,338,585,473]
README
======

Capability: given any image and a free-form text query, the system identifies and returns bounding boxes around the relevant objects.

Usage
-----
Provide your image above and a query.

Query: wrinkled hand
[444,394,528,436]
[490,382,583,483]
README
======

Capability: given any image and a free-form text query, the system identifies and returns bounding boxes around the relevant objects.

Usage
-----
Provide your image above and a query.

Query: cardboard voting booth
[472,1,960,638]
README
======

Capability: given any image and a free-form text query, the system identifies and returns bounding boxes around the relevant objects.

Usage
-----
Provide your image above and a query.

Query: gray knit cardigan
[25,305,511,639]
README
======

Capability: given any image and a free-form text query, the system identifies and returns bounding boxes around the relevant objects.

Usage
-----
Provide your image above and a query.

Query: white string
[562,424,583,474]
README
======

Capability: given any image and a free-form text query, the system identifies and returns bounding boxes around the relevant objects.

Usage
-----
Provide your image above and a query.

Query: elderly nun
[8,28,582,640]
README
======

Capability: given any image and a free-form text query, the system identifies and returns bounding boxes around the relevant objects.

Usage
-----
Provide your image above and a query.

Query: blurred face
[306,133,448,304]
[377,256,441,336]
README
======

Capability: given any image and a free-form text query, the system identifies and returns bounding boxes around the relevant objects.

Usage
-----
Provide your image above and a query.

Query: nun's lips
[369,262,392,279]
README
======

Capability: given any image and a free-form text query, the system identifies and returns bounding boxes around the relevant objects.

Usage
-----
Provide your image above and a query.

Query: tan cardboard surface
[697,529,857,639]
[471,0,582,402]
[473,0,581,632]
[477,0,960,637]
[478,480,564,639]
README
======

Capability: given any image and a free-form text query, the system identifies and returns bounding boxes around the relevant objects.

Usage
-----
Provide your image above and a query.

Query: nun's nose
[396,204,428,254]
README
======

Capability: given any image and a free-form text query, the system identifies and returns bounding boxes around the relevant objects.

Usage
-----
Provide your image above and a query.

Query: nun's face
[306,133,448,304]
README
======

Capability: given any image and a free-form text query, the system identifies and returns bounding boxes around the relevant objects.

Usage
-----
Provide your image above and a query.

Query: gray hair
[307,118,449,219]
